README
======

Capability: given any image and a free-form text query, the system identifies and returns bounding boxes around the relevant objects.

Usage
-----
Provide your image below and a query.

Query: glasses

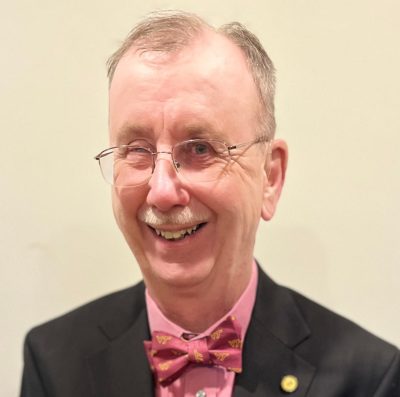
[94,136,269,187]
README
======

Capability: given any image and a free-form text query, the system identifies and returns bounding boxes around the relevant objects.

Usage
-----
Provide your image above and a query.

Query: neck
[146,263,252,333]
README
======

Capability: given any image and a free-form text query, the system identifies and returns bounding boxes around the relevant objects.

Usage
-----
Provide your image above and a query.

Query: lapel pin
[280,374,299,393]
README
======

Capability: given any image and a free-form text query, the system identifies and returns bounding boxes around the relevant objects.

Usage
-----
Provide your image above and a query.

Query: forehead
[109,31,260,143]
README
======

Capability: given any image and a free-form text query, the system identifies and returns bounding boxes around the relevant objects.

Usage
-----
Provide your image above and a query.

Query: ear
[261,139,288,221]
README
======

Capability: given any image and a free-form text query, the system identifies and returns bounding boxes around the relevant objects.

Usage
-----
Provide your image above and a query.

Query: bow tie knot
[144,316,243,386]
[187,338,209,364]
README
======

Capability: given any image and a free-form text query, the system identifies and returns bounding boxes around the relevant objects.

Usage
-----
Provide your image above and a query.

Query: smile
[150,223,206,241]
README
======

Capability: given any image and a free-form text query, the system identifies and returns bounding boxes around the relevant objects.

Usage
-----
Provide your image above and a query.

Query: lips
[149,223,206,241]
[139,205,210,242]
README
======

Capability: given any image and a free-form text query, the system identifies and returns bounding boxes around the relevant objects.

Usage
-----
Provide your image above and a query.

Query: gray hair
[107,11,276,138]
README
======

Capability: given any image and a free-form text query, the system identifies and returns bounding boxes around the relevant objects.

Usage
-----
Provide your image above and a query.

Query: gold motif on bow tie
[158,361,172,371]
[194,350,204,363]
[210,329,223,340]
[213,352,230,362]
[228,367,242,373]
[156,335,172,344]
[228,339,242,349]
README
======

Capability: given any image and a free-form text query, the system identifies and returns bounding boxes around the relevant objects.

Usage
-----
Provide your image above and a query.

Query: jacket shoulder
[255,269,399,395]
[287,287,400,395]
[25,281,146,353]
[22,282,148,396]
[289,286,398,354]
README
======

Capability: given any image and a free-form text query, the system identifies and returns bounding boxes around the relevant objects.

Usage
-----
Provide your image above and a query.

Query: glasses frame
[94,135,269,187]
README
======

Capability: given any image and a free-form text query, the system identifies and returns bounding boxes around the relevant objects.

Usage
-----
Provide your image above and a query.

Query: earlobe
[261,139,288,221]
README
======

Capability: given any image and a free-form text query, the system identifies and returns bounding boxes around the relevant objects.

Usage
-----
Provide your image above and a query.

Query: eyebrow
[112,122,227,145]
[112,124,153,145]
[182,123,227,141]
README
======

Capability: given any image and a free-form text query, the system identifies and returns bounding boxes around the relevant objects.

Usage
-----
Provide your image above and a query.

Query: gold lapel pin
[280,374,299,393]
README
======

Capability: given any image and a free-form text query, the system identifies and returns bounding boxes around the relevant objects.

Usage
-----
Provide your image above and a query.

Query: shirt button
[196,390,207,397]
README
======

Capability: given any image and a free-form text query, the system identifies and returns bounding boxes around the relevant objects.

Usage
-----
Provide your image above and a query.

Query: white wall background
[1,1,399,395]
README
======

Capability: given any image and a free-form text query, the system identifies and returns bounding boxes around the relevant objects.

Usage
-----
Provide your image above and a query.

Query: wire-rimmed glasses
[94,136,269,187]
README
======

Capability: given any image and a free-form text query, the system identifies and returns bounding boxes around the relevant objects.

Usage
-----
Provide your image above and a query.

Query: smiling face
[109,31,284,304]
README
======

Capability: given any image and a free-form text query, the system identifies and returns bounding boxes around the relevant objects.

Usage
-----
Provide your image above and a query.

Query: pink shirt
[145,261,258,397]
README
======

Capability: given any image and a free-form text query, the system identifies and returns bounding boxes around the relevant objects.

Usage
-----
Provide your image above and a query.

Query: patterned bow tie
[144,316,243,386]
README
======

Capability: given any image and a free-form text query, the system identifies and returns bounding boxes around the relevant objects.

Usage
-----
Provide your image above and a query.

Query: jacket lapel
[234,267,316,396]
[87,288,154,397]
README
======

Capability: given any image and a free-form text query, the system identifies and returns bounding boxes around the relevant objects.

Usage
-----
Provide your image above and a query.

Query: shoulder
[252,271,400,397]
[288,285,398,356]
[289,288,400,395]
[25,281,146,355]
[257,267,398,354]
[256,270,399,395]
[22,282,148,395]
[290,285,397,347]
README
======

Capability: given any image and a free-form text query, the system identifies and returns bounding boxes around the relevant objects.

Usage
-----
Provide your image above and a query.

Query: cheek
[205,178,261,222]
[226,176,265,226]
[112,188,144,227]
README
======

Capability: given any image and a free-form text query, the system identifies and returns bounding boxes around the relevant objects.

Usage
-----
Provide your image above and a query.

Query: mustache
[138,206,210,227]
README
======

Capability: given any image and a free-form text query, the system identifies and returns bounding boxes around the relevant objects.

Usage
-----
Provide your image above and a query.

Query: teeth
[155,225,200,240]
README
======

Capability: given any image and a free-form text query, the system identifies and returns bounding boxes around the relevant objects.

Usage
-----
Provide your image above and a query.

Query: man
[21,11,399,397]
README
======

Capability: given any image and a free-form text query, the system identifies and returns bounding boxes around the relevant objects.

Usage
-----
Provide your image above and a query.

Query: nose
[146,156,190,212]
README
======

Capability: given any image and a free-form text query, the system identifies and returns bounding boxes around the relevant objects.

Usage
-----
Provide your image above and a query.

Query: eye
[114,145,150,162]
[191,141,213,156]
[173,139,227,171]
[127,146,150,154]
[118,139,152,154]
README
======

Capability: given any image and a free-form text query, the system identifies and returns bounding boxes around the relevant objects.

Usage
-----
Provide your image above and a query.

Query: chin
[143,256,215,290]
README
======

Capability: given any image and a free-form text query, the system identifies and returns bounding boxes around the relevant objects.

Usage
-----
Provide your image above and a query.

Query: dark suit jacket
[21,268,400,396]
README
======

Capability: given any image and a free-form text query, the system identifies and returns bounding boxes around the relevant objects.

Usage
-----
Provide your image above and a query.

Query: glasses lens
[173,139,230,182]
[99,146,153,186]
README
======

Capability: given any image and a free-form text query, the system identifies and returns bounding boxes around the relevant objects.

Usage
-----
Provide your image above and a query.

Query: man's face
[109,32,281,297]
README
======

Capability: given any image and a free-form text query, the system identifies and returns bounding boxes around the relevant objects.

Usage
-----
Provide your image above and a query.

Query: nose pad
[148,154,185,191]
[150,149,183,179]
[152,151,178,174]
[152,156,177,176]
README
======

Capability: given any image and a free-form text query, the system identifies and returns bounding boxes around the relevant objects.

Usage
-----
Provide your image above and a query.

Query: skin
[109,30,288,332]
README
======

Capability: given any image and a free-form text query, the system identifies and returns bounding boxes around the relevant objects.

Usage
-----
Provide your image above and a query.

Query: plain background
[1,1,399,395]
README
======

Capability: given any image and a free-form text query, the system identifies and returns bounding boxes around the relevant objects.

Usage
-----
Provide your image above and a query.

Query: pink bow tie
[144,316,243,386]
